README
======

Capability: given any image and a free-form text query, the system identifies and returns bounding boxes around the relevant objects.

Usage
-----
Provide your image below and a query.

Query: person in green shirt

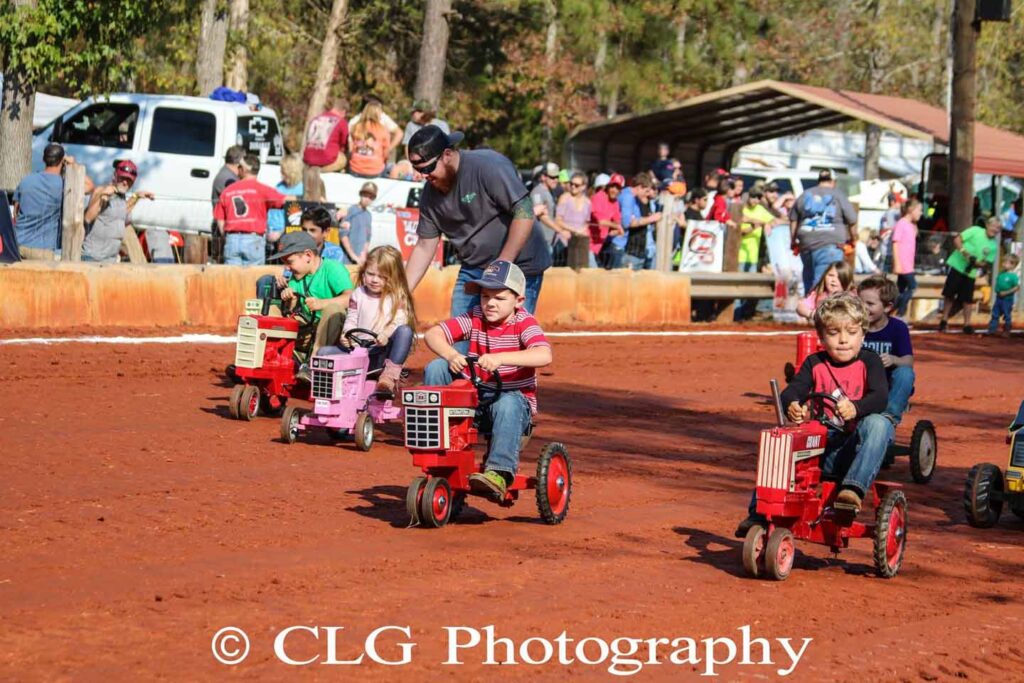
[939,216,1000,334]
[733,187,774,321]
[987,253,1020,336]
[271,231,355,365]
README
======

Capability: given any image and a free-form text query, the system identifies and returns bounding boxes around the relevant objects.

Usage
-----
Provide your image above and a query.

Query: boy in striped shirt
[423,260,553,500]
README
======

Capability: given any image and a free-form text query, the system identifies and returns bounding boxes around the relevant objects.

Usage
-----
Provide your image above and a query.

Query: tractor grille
[405,407,441,449]
[1012,434,1024,468]
[234,322,260,368]
[757,430,794,491]
[311,369,334,400]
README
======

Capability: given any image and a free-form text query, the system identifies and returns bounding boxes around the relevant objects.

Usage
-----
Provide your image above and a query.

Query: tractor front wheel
[1008,497,1024,521]
[280,405,303,444]
[873,489,907,578]
[406,476,427,526]
[354,412,374,451]
[240,386,261,421]
[228,384,244,420]
[909,420,937,484]
[535,443,572,525]
[964,463,1003,528]
[419,477,452,528]
[741,525,766,578]
[765,528,795,581]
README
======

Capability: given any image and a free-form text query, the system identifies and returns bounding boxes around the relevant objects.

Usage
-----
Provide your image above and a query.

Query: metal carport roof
[565,79,1024,182]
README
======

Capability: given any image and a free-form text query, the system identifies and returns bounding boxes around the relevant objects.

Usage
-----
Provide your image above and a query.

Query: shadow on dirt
[345,485,503,528]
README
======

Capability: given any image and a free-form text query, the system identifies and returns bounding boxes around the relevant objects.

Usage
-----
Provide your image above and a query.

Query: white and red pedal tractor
[741,380,908,581]
[279,328,402,451]
[402,359,572,528]
[226,288,311,421]
[963,400,1024,528]
[784,330,938,484]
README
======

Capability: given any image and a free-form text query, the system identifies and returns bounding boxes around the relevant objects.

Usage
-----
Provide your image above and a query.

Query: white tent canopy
[0,75,79,129]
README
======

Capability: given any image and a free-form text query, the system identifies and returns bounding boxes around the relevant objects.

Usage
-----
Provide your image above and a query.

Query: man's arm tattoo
[512,195,534,220]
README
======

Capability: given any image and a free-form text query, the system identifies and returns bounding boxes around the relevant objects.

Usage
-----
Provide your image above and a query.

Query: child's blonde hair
[814,293,869,335]
[812,259,854,296]
[280,153,303,187]
[359,245,418,335]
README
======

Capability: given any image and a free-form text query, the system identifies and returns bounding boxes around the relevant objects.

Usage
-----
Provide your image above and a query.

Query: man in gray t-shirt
[789,169,858,295]
[403,125,551,319]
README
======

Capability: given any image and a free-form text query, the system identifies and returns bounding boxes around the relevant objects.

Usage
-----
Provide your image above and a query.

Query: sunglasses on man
[411,150,448,175]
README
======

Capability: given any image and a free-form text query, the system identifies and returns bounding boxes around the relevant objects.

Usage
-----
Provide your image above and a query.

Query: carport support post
[60,162,86,261]
[655,192,675,272]
[948,0,978,234]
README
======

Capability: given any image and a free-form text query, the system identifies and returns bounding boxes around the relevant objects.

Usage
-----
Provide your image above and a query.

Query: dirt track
[2,332,1023,681]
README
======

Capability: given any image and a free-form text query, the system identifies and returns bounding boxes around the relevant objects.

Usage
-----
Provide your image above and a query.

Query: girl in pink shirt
[796,260,853,322]
[340,246,417,395]
[892,199,922,317]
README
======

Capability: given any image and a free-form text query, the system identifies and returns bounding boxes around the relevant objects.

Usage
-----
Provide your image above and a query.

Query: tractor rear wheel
[535,443,572,525]
[240,385,261,421]
[909,420,937,484]
[354,412,374,451]
[873,489,907,578]
[406,476,427,526]
[449,493,467,523]
[964,463,1004,528]
[741,525,766,578]
[228,384,244,420]
[765,528,795,581]
[419,477,452,528]
[280,405,303,444]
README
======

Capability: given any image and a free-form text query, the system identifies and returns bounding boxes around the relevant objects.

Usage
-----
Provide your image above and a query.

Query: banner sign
[677,220,725,273]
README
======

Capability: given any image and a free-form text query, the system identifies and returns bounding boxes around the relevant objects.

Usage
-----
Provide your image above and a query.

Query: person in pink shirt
[891,198,922,317]
[588,173,624,268]
[795,260,854,323]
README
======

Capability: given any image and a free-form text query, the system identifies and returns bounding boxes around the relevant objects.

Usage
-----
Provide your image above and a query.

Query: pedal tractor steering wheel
[344,328,378,349]
[465,357,502,409]
[804,392,841,425]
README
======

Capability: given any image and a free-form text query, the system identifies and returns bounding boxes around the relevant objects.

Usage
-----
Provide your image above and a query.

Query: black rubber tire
[326,428,349,441]
[535,442,572,525]
[406,476,426,525]
[1008,497,1024,521]
[280,405,302,444]
[354,412,374,452]
[909,420,937,484]
[225,364,239,383]
[419,477,452,528]
[228,384,244,420]
[964,463,1004,528]
[765,528,795,581]
[449,493,467,523]
[741,524,766,578]
[240,385,260,422]
[260,393,286,417]
[873,489,908,578]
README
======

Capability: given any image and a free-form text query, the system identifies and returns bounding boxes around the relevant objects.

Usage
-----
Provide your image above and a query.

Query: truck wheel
[909,420,937,484]
[240,385,260,421]
[535,443,572,525]
[964,463,1003,528]
[419,477,452,528]
[741,525,766,578]
[873,489,907,578]
[228,384,244,420]
[354,412,374,451]
[280,405,302,444]
[406,476,426,526]
[765,528,795,581]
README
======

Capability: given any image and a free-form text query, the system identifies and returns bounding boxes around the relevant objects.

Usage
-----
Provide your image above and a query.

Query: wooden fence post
[60,163,86,261]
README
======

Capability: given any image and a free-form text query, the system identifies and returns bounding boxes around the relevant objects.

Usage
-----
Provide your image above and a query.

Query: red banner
[395,207,443,268]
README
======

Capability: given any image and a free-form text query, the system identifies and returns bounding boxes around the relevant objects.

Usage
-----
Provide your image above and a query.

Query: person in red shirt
[302,97,349,173]
[214,155,295,265]
[588,173,624,268]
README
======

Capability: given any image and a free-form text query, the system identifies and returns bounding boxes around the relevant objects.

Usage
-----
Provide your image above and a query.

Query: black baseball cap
[818,169,835,182]
[407,125,465,168]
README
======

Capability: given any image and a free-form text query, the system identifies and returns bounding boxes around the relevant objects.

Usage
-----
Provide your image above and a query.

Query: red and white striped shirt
[441,307,550,414]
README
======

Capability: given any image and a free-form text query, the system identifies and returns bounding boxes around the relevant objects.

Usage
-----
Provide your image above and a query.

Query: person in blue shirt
[13,143,67,260]
[858,274,914,425]
[617,173,662,270]
[340,181,376,265]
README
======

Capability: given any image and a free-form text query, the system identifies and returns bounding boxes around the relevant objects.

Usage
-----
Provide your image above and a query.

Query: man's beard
[429,174,454,194]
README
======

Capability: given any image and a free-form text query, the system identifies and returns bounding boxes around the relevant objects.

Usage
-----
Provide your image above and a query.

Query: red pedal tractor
[784,330,937,484]
[227,292,311,421]
[742,381,908,581]
[402,359,572,528]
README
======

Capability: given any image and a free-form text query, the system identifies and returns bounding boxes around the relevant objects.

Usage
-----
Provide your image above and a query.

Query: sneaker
[963,325,976,335]
[469,470,507,500]
[734,513,766,538]
[938,320,948,333]
[834,488,862,512]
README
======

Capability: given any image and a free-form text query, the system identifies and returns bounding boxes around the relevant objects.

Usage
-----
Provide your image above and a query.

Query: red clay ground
[2,332,1023,681]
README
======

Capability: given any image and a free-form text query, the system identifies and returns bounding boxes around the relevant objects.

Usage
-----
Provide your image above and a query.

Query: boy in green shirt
[271,231,355,368]
[988,253,1020,336]
[939,216,1000,334]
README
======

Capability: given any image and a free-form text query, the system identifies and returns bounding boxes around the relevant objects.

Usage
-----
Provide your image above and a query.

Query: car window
[801,178,818,193]
[150,107,217,156]
[236,115,283,159]
[770,178,794,194]
[58,103,139,149]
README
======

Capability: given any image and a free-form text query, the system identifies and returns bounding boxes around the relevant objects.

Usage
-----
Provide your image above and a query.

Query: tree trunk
[594,27,607,109]
[195,0,228,96]
[224,0,249,92]
[948,0,978,233]
[0,66,36,193]
[540,0,558,160]
[673,14,687,84]
[305,0,349,148]
[864,125,881,179]
[413,0,452,108]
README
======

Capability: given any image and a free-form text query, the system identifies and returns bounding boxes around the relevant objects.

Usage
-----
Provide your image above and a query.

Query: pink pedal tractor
[279,328,402,451]
[742,381,908,581]
[403,359,572,528]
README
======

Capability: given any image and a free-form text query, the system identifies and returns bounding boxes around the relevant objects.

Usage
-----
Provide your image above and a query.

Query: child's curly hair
[857,274,899,309]
[814,292,869,334]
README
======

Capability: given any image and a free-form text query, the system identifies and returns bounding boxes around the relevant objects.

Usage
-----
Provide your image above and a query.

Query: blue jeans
[602,245,625,269]
[821,414,896,497]
[451,266,544,354]
[322,325,413,369]
[623,249,655,271]
[733,261,758,321]
[896,273,916,317]
[885,365,915,425]
[988,296,1014,333]
[423,359,532,476]
[225,232,266,265]
[800,244,845,296]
